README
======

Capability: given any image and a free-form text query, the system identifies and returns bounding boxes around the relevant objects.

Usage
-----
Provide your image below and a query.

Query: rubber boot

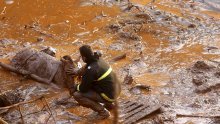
[104,102,115,111]
[73,92,110,120]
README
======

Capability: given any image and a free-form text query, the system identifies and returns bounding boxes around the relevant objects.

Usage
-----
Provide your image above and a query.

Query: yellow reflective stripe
[77,84,80,91]
[97,67,112,81]
[73,63,77,67]
[101,93,114,102]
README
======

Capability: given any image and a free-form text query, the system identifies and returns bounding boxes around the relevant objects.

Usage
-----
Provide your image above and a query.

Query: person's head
[79,45,98,64]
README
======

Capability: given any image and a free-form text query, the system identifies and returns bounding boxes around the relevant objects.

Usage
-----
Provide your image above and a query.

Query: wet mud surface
[0,0,220,123]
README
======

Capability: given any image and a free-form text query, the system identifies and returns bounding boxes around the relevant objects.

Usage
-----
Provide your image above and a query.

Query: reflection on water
[4,0,14,4]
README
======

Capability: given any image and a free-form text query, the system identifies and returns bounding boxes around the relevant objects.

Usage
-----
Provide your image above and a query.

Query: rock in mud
[188,24,196,28]
[108,23,121,32]
[119,31,141,41]
[40,46,56,57]
[0,39,18,46]
[130,84,151,94]
[0,90,24,107]
[135,13,154,22]
[37,37,44,42]
[192,76,207,86]
[192,61,211,71]
[123,74,133,84]
[214,71,220,78]
[108,42,124,51]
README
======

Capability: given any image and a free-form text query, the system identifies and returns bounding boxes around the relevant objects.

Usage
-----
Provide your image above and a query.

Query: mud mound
[190,61,220,93]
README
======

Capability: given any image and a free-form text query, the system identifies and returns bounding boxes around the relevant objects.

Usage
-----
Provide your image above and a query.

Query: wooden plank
[119,100,131,107]
[123,104,142,114]
[121,101,136,109]
[123,104,161,124]
[120,105,149,119]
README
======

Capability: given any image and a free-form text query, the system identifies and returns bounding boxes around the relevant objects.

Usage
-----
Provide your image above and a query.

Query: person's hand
[66,67,78,75]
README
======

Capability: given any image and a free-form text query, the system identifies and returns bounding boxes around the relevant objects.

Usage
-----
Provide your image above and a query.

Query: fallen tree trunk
[0,62,60,89]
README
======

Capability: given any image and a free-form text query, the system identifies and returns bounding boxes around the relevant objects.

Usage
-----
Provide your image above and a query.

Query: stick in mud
[176,114,220,118]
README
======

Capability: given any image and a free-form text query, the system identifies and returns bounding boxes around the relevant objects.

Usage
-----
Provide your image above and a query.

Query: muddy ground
[0,0,220,124]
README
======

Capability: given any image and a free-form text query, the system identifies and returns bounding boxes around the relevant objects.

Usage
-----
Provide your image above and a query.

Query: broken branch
[0,96,43,110]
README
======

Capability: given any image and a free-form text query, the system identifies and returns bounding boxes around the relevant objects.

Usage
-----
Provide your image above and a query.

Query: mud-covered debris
[195,83,220,94]
[0,39,18,46]
[193,61,211,70]
[110,53,126,62]
[135,13,153,22]
[192,76,207,86]
[133,84,151,90]
[187,102,202,108]
[76,31,90,37]
[37,37,44,42]
[0,90,24,107]
[23,42,31,47]
[123,74,133,84]
[130,84,151,94]
[119,19,146,25]
[109,23,121,32]
[119,31,141,41]
[188,24,196,28]
[163,16,172,21]
[154,11,161,15]
[109,42,124,51]
[40,47,56,57]
[80,0,94,7]
[214,72,220,78]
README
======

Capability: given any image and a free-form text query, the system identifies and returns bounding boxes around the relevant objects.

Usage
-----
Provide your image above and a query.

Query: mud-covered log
[0,62,59,89]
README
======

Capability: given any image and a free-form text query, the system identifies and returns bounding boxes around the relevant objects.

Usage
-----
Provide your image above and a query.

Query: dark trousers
[73,90,113,113]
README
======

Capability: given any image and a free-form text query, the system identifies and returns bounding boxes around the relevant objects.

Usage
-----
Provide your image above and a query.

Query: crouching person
[67,45,121,119]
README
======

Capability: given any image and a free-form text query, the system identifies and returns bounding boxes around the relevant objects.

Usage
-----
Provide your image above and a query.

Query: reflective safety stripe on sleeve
[101,93,114,102]
[77,84,80,91]
[97,67,112,81]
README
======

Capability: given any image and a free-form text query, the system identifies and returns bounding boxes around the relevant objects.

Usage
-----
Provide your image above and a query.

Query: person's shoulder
[87,61,98,70]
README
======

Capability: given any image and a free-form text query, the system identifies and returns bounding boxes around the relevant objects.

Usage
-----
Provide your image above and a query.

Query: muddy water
[0,0,220,123]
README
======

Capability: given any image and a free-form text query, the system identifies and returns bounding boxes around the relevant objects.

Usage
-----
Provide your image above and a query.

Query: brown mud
[0,0,220,123]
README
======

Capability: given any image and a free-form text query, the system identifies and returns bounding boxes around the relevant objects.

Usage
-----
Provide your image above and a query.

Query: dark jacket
[77,58,121,100]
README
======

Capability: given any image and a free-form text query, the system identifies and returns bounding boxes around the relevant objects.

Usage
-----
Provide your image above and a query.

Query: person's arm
[76,66,97,92]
